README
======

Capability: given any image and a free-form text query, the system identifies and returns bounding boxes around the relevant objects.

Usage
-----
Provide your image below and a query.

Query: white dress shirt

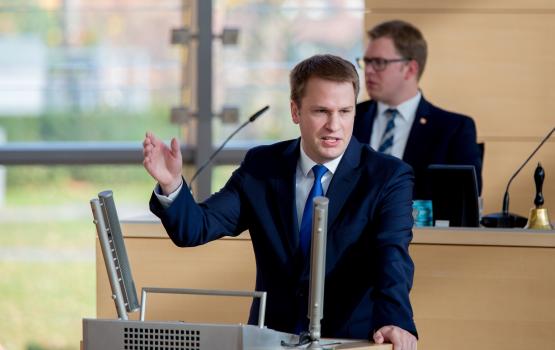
[295,141,342,228]
[154,180,183,208]
[370,92,421,159]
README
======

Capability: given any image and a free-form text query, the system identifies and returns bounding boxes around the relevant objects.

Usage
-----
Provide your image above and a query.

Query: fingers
[143,142,153,162]
[143,131,160,169]
[143,131,164,159]
[170,137,181,157]
[373,325,416,350]
[399,335,417,350]
[143,132,153,156]
[143,131,153,146]
[373,329,384,344]
[143,131,162,149]
[373,326,417,350]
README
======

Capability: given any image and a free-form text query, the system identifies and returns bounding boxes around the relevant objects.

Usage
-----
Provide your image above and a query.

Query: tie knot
[312,164,327,181]
[385,108,398,119]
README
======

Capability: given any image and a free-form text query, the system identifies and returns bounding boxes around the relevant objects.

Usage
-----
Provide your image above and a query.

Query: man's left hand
[373,325,417,350]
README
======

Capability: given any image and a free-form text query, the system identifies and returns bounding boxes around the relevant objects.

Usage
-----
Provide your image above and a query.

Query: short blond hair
[290,54,359,106]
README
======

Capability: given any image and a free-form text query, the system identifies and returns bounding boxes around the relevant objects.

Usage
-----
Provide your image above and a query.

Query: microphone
[481,126,555,228]
[188,105,269,189]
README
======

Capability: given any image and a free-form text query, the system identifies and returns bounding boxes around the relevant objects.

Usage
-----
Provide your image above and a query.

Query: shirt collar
[298,140,343,176]
[376,91,422,121]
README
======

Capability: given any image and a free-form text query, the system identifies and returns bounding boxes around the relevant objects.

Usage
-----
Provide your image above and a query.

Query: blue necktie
[299,164,327,257]
[378,108,398,154]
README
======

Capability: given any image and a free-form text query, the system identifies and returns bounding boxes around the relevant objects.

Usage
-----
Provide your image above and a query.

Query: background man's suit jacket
[354,97,482,199]
[150,137,418,339]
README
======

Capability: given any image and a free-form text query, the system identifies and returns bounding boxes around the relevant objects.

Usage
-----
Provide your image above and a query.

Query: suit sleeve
[149,157,250,247]
[371,162,418,337]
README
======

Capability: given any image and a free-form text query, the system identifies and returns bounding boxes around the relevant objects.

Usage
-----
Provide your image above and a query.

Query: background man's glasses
[356,57,410,71]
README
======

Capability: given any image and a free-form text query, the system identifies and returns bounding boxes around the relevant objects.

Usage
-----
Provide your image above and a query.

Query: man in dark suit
[143,54,417,349]
[354,20,482,199]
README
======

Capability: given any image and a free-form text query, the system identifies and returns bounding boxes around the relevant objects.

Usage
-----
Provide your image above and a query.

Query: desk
[96,216,555,349]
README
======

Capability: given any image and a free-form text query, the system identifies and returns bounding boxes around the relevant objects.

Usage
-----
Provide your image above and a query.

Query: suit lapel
[325,138,362,228]
[355,101,377,144]
[299,139,363,280]
[403,96,433,165]
[271,139,300,257]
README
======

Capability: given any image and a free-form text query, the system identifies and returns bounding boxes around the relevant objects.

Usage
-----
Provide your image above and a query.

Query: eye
[373,58,387,68]
[340,108,352,114]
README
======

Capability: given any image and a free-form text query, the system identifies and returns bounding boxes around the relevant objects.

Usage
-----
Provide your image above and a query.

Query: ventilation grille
[123,327,200,350]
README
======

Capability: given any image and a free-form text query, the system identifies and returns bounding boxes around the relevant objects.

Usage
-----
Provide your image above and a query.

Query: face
[363,36,417,106]
[291,76,355,164]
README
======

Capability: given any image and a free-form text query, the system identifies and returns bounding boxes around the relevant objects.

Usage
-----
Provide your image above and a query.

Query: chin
[367,91,380,100]
[319,150,343,162]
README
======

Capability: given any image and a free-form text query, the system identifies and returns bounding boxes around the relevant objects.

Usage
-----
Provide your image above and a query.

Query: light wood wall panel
[364,1,555,219]
[415,13,553,137]
[482,140,554,215]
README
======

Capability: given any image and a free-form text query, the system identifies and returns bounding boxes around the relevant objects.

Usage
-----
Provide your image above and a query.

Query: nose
[326,113,341,131]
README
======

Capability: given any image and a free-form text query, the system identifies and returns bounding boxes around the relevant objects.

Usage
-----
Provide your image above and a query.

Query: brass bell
[525,163,553,230]
[526,208,553,230]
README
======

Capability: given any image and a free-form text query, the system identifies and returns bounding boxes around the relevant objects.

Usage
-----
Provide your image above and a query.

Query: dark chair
[477,142,485,166]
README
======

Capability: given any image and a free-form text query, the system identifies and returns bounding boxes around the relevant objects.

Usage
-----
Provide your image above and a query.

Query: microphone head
[249,105,270,122]
[189,104,270,192]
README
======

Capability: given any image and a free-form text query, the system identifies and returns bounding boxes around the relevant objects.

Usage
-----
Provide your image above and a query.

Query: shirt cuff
[154,179,184,209]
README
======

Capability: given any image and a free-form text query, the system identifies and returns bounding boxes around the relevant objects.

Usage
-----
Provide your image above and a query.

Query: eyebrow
[309,105,354,111]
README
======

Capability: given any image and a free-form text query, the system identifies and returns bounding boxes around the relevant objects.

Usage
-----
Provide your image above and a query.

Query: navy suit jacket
[150,137,417,339]
[354,97,482,199]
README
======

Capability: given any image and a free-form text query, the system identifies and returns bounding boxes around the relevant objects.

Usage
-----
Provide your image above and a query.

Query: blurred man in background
[354,19,482,199]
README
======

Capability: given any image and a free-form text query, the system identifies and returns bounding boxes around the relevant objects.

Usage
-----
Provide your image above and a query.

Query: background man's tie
[378,108,398,154]
[299,164,327,257]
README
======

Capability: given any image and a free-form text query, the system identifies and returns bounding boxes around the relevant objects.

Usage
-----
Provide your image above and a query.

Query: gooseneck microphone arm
[188,105,270,190]
[502,127,554,215]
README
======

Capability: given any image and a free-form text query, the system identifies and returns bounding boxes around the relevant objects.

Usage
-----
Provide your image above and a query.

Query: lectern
[84,191,386,350]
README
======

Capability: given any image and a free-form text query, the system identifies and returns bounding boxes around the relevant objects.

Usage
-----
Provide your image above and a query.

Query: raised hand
[143,131,183,195]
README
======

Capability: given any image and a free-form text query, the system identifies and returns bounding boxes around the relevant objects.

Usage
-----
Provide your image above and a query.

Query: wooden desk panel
[411,244,555,349]
[97,221,555,350]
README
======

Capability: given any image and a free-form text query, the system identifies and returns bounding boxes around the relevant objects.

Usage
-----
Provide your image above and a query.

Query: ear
[291,100,301,124]
[404,60,420,81]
